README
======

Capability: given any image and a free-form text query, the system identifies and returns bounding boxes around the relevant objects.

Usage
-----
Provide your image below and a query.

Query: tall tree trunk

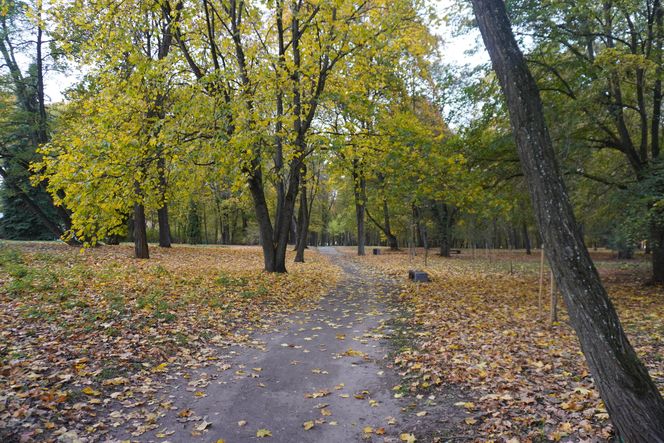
[288,215,297,245]
[522,221,532,255]
[133,203,149,259]
[650,0,663,280]
[471,0,664,440]
[295,173,309,263]
[355,199,366,256]
[433,202,454,257]
[383,198,398,250]
[352,160,366,256]
[158,206,171,247]
[157,155,172,247]
[35,2,48,145]
[652,0,662,159]
[248,175,277,271]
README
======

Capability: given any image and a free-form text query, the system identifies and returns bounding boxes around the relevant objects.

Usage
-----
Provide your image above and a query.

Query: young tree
[471,0,664,439]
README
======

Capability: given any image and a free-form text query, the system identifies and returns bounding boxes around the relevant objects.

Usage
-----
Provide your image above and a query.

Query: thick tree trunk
[158,206,172,247]
[248,175,278,272]
[472,0,664,440]
[440,232,450,257]
[288,215,297,245]
[133,203,149,259]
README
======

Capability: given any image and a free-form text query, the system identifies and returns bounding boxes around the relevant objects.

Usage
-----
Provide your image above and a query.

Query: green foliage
[186,200,202,245]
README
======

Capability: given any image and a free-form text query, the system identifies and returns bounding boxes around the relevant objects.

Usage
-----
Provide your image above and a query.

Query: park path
[108,247,452,443]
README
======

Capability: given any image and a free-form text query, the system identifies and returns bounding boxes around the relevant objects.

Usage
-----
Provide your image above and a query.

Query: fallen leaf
[256,429,272,438]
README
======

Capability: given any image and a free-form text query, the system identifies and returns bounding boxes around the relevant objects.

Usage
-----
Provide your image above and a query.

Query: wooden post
[550,269,558,323]
[538,245,544,319]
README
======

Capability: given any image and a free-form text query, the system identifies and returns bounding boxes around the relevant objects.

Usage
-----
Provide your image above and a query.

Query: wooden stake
[538,245,544,319]
[550,269,558,323]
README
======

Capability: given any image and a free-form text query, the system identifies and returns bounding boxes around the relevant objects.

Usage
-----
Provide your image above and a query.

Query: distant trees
[33,0,438,270]
[14,0,659,280]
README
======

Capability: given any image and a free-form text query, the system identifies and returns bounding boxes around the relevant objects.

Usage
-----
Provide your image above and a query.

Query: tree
[172,0,432,271]
[0,0,72,241]
[36,0,181,257]
[503,0,664,282]
[471,0,664,439]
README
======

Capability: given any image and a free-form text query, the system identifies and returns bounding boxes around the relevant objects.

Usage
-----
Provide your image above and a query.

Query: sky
[42,1,489,104]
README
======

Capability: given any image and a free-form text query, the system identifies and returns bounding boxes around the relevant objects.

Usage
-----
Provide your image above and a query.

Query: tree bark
[157,155,172,247]
[383,199,398,250]
[652,0,662,159]
[248,173,280,272]
[472,0,664,439]
[294,171,309,263]
[522,221,532,255]
[133,203,149,259]
[352,160,366,256]
[433,202,454,257]
[157,206,172,247]
[35,7,48,146]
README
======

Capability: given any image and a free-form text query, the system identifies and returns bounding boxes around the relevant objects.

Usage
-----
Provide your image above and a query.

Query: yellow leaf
[152,363,168,373]
[400,433,417,443]
[256,429,271,438]
[453,401,475,410]
[82,387,100,396]
[303,421,315,430]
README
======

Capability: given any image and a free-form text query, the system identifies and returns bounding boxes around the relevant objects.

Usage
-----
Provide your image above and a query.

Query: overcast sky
[42,1,489,104]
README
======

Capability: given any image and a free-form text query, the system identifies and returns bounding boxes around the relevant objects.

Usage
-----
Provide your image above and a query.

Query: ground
[1,242,662,442]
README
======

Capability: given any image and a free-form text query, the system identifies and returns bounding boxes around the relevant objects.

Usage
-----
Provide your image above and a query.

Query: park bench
[408,270,430,282]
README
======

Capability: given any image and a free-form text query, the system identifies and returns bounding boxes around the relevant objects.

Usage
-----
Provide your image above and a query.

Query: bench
[408,270,430,282]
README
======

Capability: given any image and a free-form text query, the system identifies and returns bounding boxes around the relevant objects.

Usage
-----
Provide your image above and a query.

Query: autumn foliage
[344,248,664,441]
[0,243,340,441]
